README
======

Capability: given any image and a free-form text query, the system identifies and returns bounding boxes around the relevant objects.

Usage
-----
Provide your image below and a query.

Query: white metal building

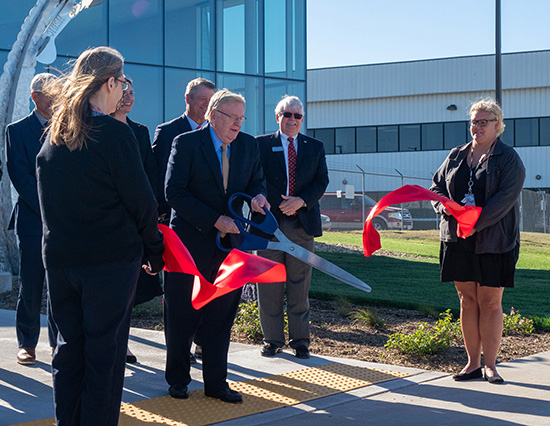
[306,50,550,195]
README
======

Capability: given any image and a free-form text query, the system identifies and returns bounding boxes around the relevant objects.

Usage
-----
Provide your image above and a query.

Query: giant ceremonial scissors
[216,193,371,293]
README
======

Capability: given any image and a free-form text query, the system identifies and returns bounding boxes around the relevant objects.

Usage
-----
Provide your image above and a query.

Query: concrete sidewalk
[1,308,549,425]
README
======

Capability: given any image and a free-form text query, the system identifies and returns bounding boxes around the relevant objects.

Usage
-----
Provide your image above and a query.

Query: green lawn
[312,230,550,326]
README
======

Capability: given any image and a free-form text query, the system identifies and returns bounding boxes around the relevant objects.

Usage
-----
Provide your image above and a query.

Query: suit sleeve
[6,123,41,218]
[136,124,159,200]
[297,140,329,209]
[106,125,164,272]
[152,125,173,219]
[165,135,222,235]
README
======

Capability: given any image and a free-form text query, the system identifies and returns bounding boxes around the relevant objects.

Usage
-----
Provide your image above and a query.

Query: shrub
[384,309,461,355]
[349,308,385,329]
[234,301,264,340]
[502,307,534,336]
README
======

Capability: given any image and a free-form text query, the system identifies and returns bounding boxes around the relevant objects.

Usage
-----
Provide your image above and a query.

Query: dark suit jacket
[165,125,266,272]
[256,131,329,237]
[128,117,159,199]
[152,115,193,219]
[6,112,45,236]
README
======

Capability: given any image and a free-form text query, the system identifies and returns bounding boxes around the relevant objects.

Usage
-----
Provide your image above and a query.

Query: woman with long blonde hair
[37,46,164,425]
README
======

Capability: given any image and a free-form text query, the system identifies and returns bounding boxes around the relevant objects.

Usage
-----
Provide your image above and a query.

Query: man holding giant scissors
[164,89,268,403]
[256,95,329,359]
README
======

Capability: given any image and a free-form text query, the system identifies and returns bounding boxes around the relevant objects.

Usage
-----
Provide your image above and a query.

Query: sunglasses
[281,112,303,120]
[470,119,497,128]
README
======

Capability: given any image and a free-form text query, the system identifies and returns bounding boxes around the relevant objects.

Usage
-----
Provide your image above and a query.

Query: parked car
[321,214,332,231]
[320,193,413,231]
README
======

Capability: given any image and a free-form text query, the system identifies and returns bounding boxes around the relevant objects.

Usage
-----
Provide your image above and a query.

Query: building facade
[1,0,306,135]
[307,50,550,195]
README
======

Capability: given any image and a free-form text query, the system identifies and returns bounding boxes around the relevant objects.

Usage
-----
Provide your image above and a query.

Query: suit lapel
[29,113,44,142]
[273,131,287,174]
[199,126,225,193]
[178,116,192,134]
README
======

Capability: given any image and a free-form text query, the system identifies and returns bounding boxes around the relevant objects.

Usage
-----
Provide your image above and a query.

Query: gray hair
[30,73,55,93]
[206,89,245,121]
[275,95,303,116]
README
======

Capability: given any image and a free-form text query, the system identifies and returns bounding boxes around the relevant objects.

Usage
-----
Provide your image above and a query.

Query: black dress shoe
[126,354,137,364]
[294,345,310,359]
[452,367,482,381]
[205,388,243,403]
[190,352,197,364]
[194,345,203,359]
[484,370,504,384]
[169,384,189,399]
[261,343,282,357]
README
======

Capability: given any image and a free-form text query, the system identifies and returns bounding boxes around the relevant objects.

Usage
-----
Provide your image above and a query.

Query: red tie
[288,137,296,196]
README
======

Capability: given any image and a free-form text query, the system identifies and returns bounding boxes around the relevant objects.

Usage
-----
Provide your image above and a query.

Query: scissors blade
[266,240,372,294]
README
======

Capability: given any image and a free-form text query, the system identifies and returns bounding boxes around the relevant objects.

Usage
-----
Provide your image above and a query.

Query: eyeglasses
[115,77,128,91]
[215,109,247,122]
[470,119,497,128]
[281,112,303,120]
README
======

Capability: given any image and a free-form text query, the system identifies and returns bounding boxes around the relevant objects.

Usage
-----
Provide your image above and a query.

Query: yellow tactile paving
[15,363,409,426]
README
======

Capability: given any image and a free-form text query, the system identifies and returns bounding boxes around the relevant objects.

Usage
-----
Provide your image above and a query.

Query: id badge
[461,193,476,207]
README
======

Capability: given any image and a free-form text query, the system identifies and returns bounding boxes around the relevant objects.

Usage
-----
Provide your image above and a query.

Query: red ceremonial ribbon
[362,185,482,257]
[158,224,286,309]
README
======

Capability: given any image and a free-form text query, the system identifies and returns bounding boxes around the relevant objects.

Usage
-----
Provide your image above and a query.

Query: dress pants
[47,258,140,426]
[16,235,57,348]
[164,255,242,393]
[257,216,313,349]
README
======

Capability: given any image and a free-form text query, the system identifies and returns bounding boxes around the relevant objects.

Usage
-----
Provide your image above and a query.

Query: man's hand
[251,194,270,215]
[279,195,305,216]
[214,215,240,234]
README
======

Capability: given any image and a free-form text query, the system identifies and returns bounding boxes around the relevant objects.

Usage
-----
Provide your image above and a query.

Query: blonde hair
[205,89,245,121]
[48,46,124,151]
[470,98,506,137]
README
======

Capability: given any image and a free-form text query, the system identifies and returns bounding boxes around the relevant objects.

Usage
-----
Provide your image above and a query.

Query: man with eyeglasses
[163,89,269,403]
[255,95,329,359]
[6,73,58,365]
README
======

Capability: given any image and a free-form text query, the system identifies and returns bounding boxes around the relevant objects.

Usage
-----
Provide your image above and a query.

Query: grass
[312,230,550,326]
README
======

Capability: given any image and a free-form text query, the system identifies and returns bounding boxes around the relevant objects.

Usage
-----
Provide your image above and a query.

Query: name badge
[272,146,284,152]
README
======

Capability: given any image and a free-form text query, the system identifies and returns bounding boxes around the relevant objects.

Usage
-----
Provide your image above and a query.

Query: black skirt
[440,236,519,288]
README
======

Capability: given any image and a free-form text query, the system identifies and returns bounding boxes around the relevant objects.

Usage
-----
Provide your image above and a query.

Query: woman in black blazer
[112,78,163,363]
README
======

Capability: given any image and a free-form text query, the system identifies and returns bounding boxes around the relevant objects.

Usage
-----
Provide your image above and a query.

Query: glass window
[422,123,443,150]
[265,0,306,80]
[444,121,467,149]
[539,118,550,146]
[164,68,215,122]
[378,126,398,152]
[501,119,515,146]
[357,127,376,153]
[124,64,163,136]
[217,74,263,136]
[314,129,335,154]
[399,124,420,152]
[335,128,355,153]
[165,0,215,70]
[264,78,305,134]
[110,0,163,65]
[54,3,107,57]
[515,118,539,147]
[217,0,262,75]
[0,1,36,50]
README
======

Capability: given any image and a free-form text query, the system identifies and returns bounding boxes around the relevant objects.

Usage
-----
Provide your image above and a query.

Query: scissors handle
[215,192,278,252]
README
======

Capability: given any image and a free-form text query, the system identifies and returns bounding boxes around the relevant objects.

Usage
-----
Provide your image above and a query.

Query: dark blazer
[256,131,329,237]
[165,125,266,268]
[6,112,44,236]
[128,117,159,199]
[152,115,193,219]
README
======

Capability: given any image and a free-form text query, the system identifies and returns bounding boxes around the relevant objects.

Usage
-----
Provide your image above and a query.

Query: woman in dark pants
[431,98,525,384]
[112,77,163,364]
[37,46,164,426]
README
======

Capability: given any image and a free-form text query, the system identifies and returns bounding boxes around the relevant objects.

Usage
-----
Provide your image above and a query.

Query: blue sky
[307,0,550,69]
